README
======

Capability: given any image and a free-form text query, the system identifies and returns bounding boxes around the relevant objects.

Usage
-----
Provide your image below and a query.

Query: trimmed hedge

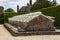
[0,13,4,24]
[4,12,17,22]
[31,5,60,27]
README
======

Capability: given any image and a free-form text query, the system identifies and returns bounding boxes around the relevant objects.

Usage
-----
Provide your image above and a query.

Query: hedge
[0,13,4,24]
[31,5,60,27]
[4,12,27,22]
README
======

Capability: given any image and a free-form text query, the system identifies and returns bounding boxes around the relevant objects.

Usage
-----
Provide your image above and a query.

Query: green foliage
[31,5,60,27]
[4,12,27,22]
[53,0,57,5]
[4,12,17,22]
[0,14,4,24]
[5,8,15,13]
[31,0,54,11]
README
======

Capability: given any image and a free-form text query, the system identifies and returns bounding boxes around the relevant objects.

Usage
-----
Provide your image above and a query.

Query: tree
[53,0,57,5]
[5,8,15,12]
[31,0,54,11]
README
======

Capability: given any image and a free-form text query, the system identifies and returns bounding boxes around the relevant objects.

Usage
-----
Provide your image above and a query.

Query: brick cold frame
[8,12,56,32]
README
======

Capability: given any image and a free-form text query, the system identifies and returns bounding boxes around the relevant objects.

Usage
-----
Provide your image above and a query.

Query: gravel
[0,24,60,40]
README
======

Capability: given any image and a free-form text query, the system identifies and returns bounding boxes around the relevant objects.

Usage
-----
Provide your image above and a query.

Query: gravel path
[0,24,60,40]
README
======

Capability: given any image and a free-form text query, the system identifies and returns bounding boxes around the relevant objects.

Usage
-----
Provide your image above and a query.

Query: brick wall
[0,6,4,13]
